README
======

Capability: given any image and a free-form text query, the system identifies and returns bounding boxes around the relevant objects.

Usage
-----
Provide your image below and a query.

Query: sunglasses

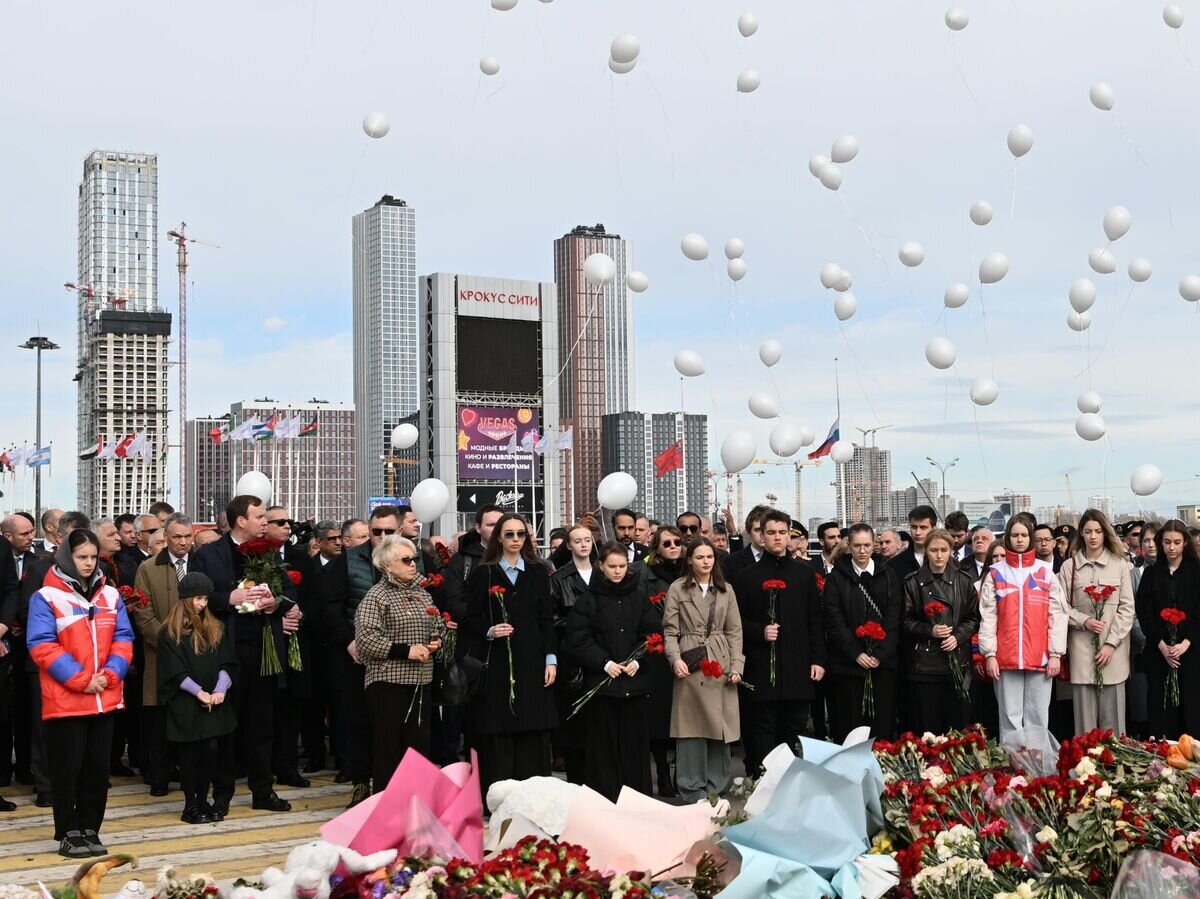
[268,519,291,527]
[679,525,699,533]
[371,527,397,537]
[322,535,341,542]
[397,555,417,565]
[659,539,681,548]
[502,531,527,539]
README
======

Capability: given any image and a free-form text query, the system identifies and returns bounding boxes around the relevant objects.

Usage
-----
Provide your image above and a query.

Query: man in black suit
[31,509,62,557]
[193,495,299,815]
[116,514,159,590]
[611,509,650,566]
[0,531,20,810]
[722,505,770,578]
[2,516,37,793]
[890,505,938,581]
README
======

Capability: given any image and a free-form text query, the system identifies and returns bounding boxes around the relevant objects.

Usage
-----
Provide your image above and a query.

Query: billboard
[457,484,545,516]
[456,276,543,322]
[457,405,541,481]
[959,501,1012,532]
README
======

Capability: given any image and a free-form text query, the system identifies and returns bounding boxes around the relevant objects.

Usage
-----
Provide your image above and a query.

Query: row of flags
[0,446,51,471]
[209,413,319,444]
[79,432,159,461]
[506,425,574,456]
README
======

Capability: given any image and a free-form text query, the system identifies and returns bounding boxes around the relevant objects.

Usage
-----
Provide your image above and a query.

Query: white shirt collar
[853,558,875,577]
[170,553,188,566]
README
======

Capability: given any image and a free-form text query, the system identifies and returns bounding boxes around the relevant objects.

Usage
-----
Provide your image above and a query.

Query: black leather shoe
[210,799,230,820]
[181,805,215,824]
[149,783,170,797]
[59,831,91,858]
[251,792,291,812]
[334,770,353,783]
[0,795,16,812]
[82,829,107,856]
[275,772,310,788]
[110,763,136,778]
[302,759,326,774]
[35,793,53,808]
[15,769,33,786]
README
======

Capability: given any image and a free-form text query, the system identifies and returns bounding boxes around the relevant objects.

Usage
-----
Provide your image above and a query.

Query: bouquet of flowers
[1163,607,1188,708]
[234,537,291,676]
[118,584,150,614]
[855,620,886,718]
[763,578,787,686]
[925,600,970,702]
[1084,583,1117,690]
[421,572,445,591]
[649,590,667,608]
[569,633,665,719]
[490,585,516,710]
[699,656,753,691]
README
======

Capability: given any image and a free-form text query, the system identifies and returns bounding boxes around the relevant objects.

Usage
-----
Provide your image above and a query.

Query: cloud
[263,317,287,332]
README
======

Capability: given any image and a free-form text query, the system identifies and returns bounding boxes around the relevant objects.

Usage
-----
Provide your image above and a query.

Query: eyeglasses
[397,556,417,565]
[268,519,291,528]
[659,539,681,548]
[502,531,527,539]
[371,527,397,537]
[322,535,341,542]
[679,525,699,533]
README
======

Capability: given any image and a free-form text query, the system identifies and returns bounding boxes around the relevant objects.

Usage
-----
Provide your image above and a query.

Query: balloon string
[837,192,891,278]
[976,282,996,379]
[905,268,927,324]
[1111,114,1151,171]
[949,37,984,113]
[1177,30,1196,71]
[836,324,885,426]
[344,142,369,203]
[545,284,602,392]
[953,360,990,481]
[610,74,623,187]
[766,367,785,415]
[640,66,677,181]
[1009,159,1019,224]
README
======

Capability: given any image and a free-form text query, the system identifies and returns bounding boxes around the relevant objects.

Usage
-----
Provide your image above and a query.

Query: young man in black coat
[723,506,771,580]
[732,509,826,775]
[890,505,938,581]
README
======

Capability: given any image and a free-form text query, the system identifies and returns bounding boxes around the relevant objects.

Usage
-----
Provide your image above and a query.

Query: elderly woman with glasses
[464,513,558,795]
[354,535,444,792]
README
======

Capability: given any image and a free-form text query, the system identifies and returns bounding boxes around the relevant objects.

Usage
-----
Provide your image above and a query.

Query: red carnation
[855,621,887,642]
[442,611,454,625]
[762,579,788,592]
[814,572,826,593]
[489,585,507,599]
[644,632,665,655]
[700,658,724,679]
[425,606,439,616]
[924,601,947,620]
[1162,608,1187,627]
[649,591,666,607]
[286,569,303,585]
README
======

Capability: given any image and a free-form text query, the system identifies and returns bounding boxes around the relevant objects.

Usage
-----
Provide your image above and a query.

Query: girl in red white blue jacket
[27,529,134,859]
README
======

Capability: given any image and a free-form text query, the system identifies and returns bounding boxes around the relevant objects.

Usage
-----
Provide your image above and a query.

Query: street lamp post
[925,456,959,520]
[20,336,60,528]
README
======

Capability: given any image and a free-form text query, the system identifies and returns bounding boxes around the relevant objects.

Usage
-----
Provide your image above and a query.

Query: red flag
[654,438,684,478]
[113,434,136,459]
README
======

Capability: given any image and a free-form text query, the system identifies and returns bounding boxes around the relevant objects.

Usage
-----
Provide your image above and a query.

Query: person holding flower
[549,522,597,784]
[901,528,980,735]
[463,513,557,796]
[979,513,1070,742]
[354,535,444,792]
[642,525,685,796]
[825,522,904,741]
[565,542,661,801]
[1059,509,1135,735]
[664,537,743,801]
[1138,519,1200,737]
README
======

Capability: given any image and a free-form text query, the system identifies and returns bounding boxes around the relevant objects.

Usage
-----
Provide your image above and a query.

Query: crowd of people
[1,496,1198,859]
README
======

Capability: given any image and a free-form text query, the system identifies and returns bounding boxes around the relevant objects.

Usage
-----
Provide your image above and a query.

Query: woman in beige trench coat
[663,537,744,801]
[1058,509,1135,735]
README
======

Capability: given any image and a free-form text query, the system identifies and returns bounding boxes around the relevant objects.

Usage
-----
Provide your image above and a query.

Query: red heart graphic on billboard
[460,408,478,428]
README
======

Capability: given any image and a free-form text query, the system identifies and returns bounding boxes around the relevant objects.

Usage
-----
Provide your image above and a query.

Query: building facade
[995,492,1033,515]
[353,195,419,514]
[600,412,708,524]
[888,478,940,526]
[187,401,356,523]
[1087,495,1115,519]
[553,224,634,522]
[76,150,171,517]
[833,444,892,526]
[421,273,560,539]
[1178,506,1200,527]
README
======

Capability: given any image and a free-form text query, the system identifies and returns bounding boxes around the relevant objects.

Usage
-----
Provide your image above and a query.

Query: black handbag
[680,591,718,672]
[439,658,471,707]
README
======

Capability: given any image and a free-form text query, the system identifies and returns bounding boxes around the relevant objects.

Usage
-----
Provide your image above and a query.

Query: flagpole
[835,356,846,527]
[314,411,321,521]
[531,432,539,545]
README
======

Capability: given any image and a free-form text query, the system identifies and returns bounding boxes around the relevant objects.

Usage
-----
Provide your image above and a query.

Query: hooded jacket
[979,548,1069,671]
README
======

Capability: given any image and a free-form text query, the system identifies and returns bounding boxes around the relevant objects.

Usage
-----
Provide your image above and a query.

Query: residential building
[995,491,1033,515]
[833,444,891,525]
[1178,506,1200,528]
[1087,495,1115,519]
[600,412,708,524]
[888,478,939,527]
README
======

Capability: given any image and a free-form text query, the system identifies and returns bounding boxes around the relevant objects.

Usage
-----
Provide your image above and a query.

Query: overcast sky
[3,0,1200,521]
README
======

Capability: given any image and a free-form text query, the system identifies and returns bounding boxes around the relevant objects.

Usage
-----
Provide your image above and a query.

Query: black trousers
[28,674,52,795]
[828,671,898,743]
[302,645,330,768]
[810,677,831,740]
[366,682,431,792]
[273,687,301,776]
[341,653,372,785]
[229,644,278,798]
[142,705,175,787]
[431,700,466,767]
[971,678,1000,738]
[110,671,143,770]
[10,663,32,778]
[906,678,969,736]
[476,730,550,799]
[45,713,114,840]
[176,738,219,809]
[747,699,809,774]
[584,695,651,802]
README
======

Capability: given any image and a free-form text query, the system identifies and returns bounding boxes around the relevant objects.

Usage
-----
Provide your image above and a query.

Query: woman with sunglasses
[643,526,686,796]
[464,513,558,794]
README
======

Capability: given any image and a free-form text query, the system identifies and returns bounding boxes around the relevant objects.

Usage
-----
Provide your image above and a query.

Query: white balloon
[1128,258,1153,282]
[833,270,853,292]
[768,419,805,457]
[945,6,970,30]
[491,0,518,9]
[737,11,759,36]
[610,34,641,64]
[819,263,843,289]
[1130,463,1164,496]
[758,339,783,367]
[608,57,637,75]
[673,350,706,377]
[584,252,617,285]
[1088,248,1117,275]
[925,336,956,370]
[626,271,649,293]
[1089,81,1115,111]
[969,200,994,226]
[944,283,970,308]
[725,238,745,260]
[899,241,926,267]
[1165,4,1185,28]
[1067,310,1093,332]
[979,252,1010,284]
[727,258,748,281]
[1077,390,1103,414]
[970,378,999,406]
[831,135,859,164]
[720,429,757,474]
[830,440,855,464]
[1007,124,1034,158]
[818,163,843,190]
[1103,205,1132,241]
[1180,275,1200,301]
[748,391,779,419]
[737,69,761,93]
[797,424,815,446]
[234,471,272,504]
[1075,412,1106,442]
[834,292,858,321]
[1069,277,1098,313]
[410,478,450,523]
[597,471,638,509]
[362,112,390,139]
[391,423,419,450]
[480,55,501,76]
[808,154,831,178]
[681,233,709,261]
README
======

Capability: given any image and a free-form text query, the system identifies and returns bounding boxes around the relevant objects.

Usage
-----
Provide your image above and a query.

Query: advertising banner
[457,405,541,481]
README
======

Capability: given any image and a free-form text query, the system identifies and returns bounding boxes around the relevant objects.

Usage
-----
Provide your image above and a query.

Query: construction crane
[751,458,822,523]
[166,223,220,514]
[735,470,765,526]
[1064,472,1076,513]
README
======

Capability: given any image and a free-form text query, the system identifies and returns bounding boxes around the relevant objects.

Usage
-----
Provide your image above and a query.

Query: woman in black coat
[566,542,661,801]
[462,514,557,796]
[548,523,597,784]
[642,526,685,796]
[1138,520,1200,738]
[822,523,903,742]
[901,528,981,735]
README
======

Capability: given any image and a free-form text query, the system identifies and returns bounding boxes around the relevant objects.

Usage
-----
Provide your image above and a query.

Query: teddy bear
[230,841,397,899]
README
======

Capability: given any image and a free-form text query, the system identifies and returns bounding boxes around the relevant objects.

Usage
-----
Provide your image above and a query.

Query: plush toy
[113,880,146,899]
[230,841,397,899]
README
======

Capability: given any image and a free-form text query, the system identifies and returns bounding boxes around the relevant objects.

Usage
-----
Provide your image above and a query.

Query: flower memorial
[762,578,786,686]
[1161,607,1187,708]
[1082,584,1116,690]
[855,620,886,717]
[923,601,969,702]
[568,632,665,719]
